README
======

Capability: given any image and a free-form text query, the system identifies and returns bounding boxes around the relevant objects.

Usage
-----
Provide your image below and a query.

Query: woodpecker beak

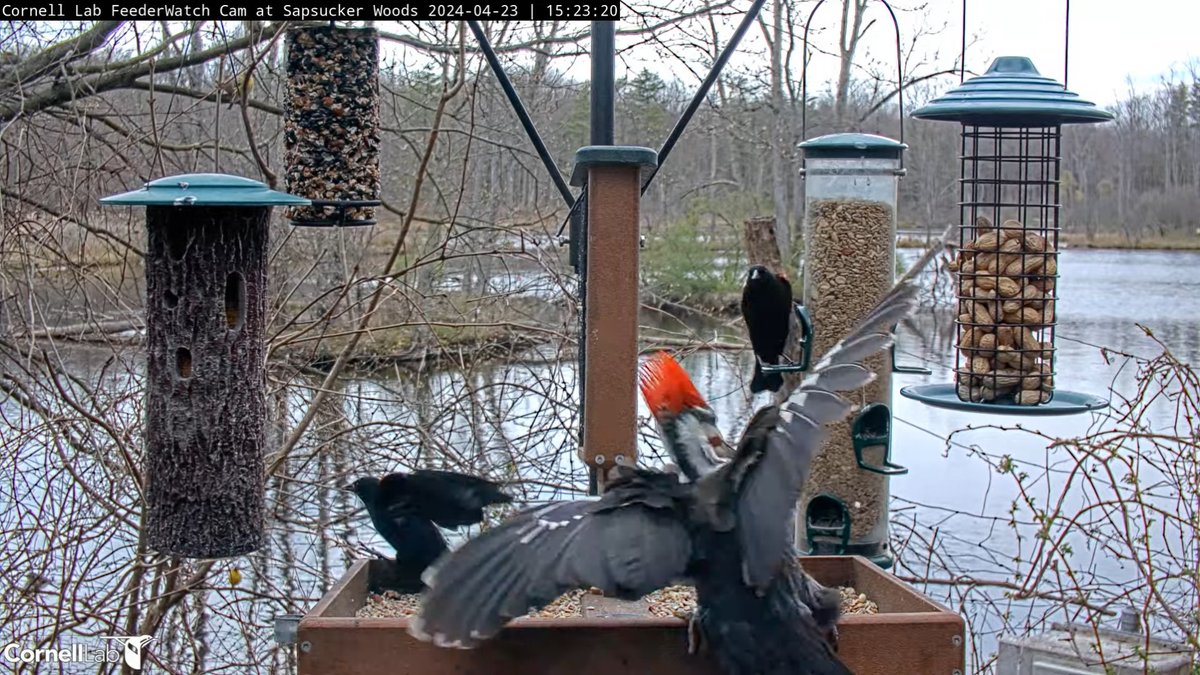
[749,268,761,281]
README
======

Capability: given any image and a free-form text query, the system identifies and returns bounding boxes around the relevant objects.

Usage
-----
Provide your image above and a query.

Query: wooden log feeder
[901,56,1112,416]
[569,145,657,490]
[294,556,964,674]
[100,174,310,558]
[797,133,908,570]
[284,24,381,227]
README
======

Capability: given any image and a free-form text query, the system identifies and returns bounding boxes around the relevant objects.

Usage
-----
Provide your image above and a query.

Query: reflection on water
[1,249,1196,673]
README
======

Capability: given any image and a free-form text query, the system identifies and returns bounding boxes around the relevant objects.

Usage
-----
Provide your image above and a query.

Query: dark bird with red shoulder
[741,265,795,393]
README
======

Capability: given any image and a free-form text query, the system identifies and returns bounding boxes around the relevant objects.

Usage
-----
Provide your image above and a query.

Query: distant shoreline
[896,233,1200,252]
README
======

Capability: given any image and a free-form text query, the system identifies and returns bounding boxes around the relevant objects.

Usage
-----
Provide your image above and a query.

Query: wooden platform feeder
[294,555,964,674]
[100,173,309,558]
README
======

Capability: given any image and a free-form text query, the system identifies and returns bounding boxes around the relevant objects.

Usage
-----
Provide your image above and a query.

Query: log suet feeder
[797,133,908,569]
[901,56,1112,416]
[570,145,657,491]
[101,173,309,558]
[284,24,381,227]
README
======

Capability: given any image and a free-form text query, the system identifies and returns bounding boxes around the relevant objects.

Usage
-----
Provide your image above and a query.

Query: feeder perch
[902,56,1113,416]
[797,132,906,570]
[570,146,656,490]
[890,325,932,374]
[297,556,965,675]
[851,403,908,476]
[759,303,814,374]
[284,25,381,227]
[100,173,309,558]
[804,493,852,556]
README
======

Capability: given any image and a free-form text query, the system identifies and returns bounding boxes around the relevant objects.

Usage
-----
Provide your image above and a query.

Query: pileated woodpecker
[639,350,843,651]
[741,265,795,394]
[639,350,734,480]
[349,469,511,592]
[410,234,949,674]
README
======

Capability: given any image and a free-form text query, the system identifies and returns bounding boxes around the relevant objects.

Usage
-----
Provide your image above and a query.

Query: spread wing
[410,469,693,648]
[731,227,952,589]
[380,469,512,529]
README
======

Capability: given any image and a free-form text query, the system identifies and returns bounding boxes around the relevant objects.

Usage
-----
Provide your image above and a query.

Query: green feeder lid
[911,56,1114,127]
[100,173,311,207]
[798,133,906,160]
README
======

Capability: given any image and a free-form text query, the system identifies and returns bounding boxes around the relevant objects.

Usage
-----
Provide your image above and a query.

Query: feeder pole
[589,21,616,146]
[579,20,617,495]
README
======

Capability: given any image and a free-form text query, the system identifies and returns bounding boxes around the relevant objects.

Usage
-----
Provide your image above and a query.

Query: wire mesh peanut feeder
[284,24,380,227]
[901,56,1112,415]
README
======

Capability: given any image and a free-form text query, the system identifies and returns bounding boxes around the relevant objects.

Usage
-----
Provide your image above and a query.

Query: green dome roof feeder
[284,24,381,227]
[902,54,1113,416]
[100,173,309,558]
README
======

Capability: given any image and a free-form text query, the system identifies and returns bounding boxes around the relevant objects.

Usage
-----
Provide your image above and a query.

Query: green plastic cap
[100,173,311,207]
[911,56,1115,127]
[569,146,658,187]
[798,133,906,160]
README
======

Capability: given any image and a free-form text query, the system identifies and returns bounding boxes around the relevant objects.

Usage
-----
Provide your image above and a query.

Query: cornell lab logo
[102,635,155,669]
[2,635,153,669]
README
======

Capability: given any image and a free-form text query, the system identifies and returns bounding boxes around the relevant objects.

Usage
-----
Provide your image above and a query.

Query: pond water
[1,248,1196,673]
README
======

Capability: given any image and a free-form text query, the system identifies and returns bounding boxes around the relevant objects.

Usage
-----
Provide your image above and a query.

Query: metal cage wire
[954,125,1061,405]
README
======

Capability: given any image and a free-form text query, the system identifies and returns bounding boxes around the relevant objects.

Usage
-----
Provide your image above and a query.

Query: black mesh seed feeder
[284,24,381,227]
[900,55,1112,416]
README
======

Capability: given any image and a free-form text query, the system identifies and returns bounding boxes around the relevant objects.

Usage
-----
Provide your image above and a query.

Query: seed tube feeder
[101,174,309,558]
[798,133,908,569]
[902,56,1111,416]
[284,25,381,227]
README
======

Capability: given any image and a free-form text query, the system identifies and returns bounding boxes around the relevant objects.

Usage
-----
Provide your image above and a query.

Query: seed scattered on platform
[356,585,878,619]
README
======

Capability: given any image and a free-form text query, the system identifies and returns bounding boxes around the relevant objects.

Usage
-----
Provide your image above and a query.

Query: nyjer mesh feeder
[101,173,309,558]
[901,56,1111,416]
[284,25,380,227]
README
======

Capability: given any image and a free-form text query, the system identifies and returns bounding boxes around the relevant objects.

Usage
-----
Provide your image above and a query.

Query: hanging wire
[960,0,966,83]
[799,0,906,169]
[1063,0,1071,89]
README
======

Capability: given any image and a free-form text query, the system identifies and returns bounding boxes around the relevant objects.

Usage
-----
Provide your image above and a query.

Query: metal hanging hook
[800,0,906,171]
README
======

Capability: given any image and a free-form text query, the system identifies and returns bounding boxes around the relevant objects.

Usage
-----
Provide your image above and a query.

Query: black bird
[349,469,512,592]
[408,234,951,673]
[741,265,795,393]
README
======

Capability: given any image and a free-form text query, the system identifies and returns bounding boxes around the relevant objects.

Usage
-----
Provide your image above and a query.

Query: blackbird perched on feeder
[409,237,949,674]
[740,265,795,393]
[349,470,511,592]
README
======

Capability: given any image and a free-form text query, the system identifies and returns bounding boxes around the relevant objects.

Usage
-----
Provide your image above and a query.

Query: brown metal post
[570,146,657,491]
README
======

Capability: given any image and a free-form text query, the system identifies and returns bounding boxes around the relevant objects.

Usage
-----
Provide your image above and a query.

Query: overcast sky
[561,0,1200,107]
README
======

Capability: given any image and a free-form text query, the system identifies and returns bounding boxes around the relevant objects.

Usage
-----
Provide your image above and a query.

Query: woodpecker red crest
[639,351,709,417]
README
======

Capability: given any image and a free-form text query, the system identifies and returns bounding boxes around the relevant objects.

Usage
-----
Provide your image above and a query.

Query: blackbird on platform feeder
[348,469,511,592]
[740,265,795,393]
[408,230,953,674]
